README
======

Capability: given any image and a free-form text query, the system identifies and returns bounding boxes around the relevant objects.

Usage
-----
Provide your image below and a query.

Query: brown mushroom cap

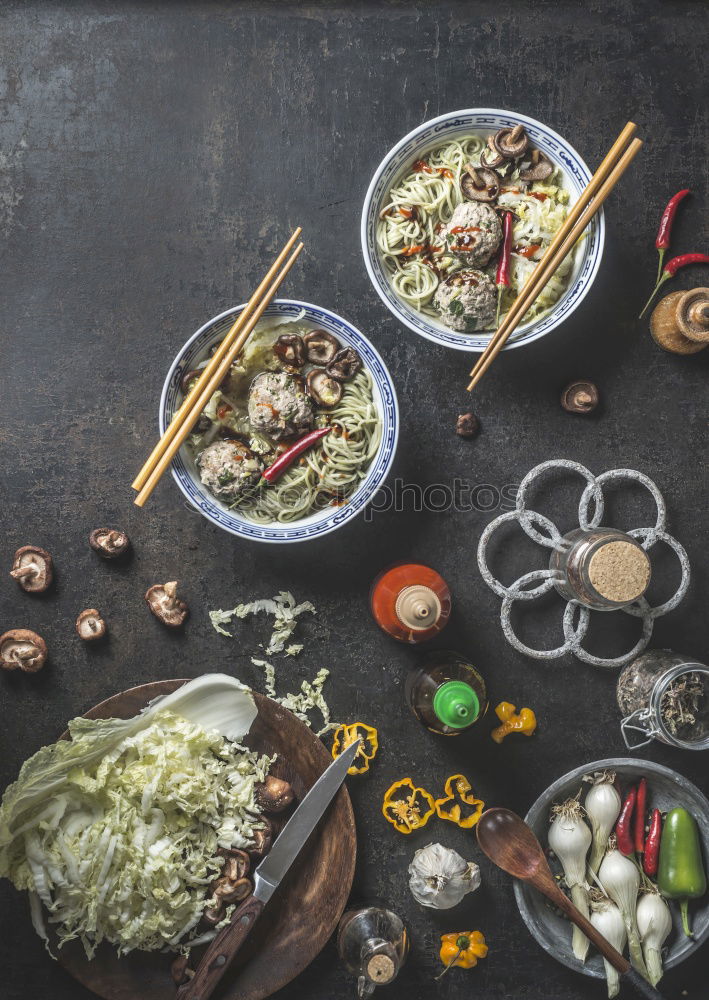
[76,608,107,641]
[461,163,501,203]
[256,776,295,813]
[218,849,251,881]
[480,135,506,169]
[170,956,194,986]
[561,380,599,414]
[145,581,189,627]
[675,288,709,344]
[649,290,708,354]
[10,546,53,593]
[306,369,343,408]
[456,412,480,438]
[0,629,48,672]
[202,900,225,926]
[494,124,529,160]
[273,333,306,367]
[518,149,554,182]
[180,368,203,395]
[214,876,252,903]
[248,818,273,859]
[326,347,362,382]
[89,529,130,559]
[303,330,340,365]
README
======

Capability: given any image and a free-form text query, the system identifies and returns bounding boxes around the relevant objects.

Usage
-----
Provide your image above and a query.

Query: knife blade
[176,738,360,1000]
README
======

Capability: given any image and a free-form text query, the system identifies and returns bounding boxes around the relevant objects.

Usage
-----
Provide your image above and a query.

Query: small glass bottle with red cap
[370,563,451,643]
[405,650,488,735]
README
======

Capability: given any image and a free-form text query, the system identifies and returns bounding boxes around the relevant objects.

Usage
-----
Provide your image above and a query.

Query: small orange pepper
[491,701,537,743]
[382,778,435,834]
[434,774,485,829]
[331,722,379,775]
[437,931,488,978]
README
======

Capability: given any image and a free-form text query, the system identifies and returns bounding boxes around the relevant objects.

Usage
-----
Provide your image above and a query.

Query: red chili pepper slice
[262,427,331,484]
[655,189,690,281]
[514,243,541,260]
[639,252,709,319]
[615,785,637,856]
[495,211,514,327]
[643,808,662,876]
[634,777,647,854]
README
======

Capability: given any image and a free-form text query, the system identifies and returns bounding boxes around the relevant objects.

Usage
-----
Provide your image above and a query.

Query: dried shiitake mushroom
[519,149,554,182]
[494,124,530,160]
[256,775,295,813]
[202,900,225,926]
[248,818,273,859]
[89,529,130,559]
[480,134,506,169]
[306,369,342,408]
[170,956,194,986]
[561,380,599,414]
[218,848,250,881]
[303,329,340,365]
[76,608,106,641]
[650,288,709,355]
[0,629,47,672]
[145,581,189,627]
[180,369,203,395]
[456,412,480,438]
[214,876,252,903]
[461,163,500,203]
[326,347,362,382]
[274,333,306,367]
[10,546,53,593]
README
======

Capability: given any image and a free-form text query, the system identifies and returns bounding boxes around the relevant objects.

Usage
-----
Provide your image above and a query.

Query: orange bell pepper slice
[491,702,537,744]
[434,774,485,829]
[382,777,435,834]
[332,722,379,775]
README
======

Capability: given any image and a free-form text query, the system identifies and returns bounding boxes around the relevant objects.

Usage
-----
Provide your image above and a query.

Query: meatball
[442,202,502,267]
[197,440,263,501]
[434,270,497,333]
[248,372,314,440]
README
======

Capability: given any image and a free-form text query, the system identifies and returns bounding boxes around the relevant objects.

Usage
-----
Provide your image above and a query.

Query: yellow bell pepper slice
[332,722,379,774]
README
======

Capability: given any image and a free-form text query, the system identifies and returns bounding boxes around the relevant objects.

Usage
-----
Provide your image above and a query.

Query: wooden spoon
[476,808,664,999]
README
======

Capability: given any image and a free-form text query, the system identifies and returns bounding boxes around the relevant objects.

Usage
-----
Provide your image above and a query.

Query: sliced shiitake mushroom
[248,819,273,859]
[303,329,340,365]
[0,629,47,672]
[145,581,189,627]
[215,876,252,903]
[480,134,505,169]
[256,775,295,813]
[202,901,225,926]
[460,164,500,203]
[326,347,362,382]
[218,849,250,880]
[10,546,53,593]
[89,529,130,560]
[170,956,194,986]
[306,369,342,408]
[494,124,529,160]
[273,333,306,367]
[76,608,107,641]
[519,149,554,182]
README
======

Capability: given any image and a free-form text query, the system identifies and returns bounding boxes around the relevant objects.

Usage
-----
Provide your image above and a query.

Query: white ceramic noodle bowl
[361,108,605,352]
[159,300,398,543]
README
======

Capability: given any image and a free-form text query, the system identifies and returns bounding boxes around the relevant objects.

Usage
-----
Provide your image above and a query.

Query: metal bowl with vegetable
[514,759,709,988]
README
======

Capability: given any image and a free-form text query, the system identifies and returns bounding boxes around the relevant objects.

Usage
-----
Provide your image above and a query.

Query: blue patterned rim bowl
[159,299,399,543]
[361,108,605,353]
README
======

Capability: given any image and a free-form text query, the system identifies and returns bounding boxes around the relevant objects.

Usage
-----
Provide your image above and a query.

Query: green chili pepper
[657,807,707,937]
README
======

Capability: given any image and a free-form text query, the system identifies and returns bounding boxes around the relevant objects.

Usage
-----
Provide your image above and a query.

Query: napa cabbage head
[0,675,268,958]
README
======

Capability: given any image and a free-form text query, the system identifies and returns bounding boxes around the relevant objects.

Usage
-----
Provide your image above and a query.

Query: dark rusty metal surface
[0,2,707,998]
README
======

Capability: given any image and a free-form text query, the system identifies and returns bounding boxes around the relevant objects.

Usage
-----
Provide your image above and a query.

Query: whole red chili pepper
[634,777,647,854]
[495,211,514,327]
[615,785,637,856]
[639,253,709,319]
[655,189,691,282]
[262,427,331,484]
[643,808,662,877]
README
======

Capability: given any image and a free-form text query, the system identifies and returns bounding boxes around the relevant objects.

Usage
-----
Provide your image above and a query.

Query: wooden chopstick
[466,123,640,392]
[133,239,304,507]
[132,228,302,492]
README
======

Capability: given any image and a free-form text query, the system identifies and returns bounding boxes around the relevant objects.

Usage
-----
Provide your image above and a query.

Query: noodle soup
[184,320,382,524]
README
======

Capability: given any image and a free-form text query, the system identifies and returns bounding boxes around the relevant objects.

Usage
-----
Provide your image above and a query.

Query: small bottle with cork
[370,563,451,643]
[337,905,409,998]
[549,527,651,610]
[405,650,488,735]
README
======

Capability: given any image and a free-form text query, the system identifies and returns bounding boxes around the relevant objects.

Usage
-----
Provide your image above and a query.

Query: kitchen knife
[176,738,361,1000]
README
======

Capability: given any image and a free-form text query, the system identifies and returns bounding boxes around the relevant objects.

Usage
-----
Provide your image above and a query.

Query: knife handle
[175,894,265,1000]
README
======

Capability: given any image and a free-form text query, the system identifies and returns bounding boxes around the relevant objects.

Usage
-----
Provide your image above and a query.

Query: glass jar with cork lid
[549,527,651,610]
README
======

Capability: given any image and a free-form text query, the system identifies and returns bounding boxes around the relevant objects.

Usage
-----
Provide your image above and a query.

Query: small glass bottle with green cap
[405,650,488,735]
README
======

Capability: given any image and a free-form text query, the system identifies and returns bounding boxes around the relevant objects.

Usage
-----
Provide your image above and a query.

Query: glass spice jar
[616,649,709,750]
[549,527,651,611]
[337,905,409,998]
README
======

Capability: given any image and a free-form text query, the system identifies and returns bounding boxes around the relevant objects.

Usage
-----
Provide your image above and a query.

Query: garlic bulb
[408,843,480,909]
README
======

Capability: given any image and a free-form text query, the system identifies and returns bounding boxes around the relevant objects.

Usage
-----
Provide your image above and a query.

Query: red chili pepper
[643,808,662,877]
[639,252,709,319]
[634,777,647,854]
[655,189,690,281]
[262,427,331,484]
[495,211,514,327]
[615,785,637,856]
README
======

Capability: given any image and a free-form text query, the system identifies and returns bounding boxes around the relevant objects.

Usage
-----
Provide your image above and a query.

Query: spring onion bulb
[549,798,592,962]
[598,847,649,981]
[584,771,621,874]
[590,893,627,999]
[636,892,672,987]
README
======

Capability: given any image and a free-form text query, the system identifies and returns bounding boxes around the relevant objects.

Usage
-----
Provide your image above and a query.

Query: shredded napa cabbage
[0,678,268,959]
[209,590,315,655]
[250,658,338,736]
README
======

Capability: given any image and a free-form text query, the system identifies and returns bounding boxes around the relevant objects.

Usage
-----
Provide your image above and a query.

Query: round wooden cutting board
[55,679,357,1000]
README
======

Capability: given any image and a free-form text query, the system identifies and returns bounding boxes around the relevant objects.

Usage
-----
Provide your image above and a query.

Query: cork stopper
[588,540,651,603]
[395,585,441,630]
[366,953,396,984]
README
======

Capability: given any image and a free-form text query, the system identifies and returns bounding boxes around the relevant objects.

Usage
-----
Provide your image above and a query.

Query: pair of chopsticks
[131,228,304,506]
[466,122,642,392]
